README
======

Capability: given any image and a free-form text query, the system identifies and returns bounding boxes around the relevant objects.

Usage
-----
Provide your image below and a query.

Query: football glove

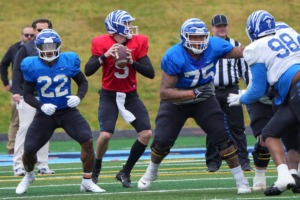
[193,85,214,99]
[41,103,57,115]
[66,95,80,108]
[227,90,246,107]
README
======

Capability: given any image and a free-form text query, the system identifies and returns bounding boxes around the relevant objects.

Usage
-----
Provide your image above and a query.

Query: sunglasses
[37,29,43,32]
[23,34,35,38]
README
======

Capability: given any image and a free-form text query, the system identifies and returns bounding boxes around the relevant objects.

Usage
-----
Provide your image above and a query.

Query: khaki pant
[6,99,19,151]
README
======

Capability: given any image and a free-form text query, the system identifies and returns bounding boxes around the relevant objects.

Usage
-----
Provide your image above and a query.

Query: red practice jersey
[91,34,148,92]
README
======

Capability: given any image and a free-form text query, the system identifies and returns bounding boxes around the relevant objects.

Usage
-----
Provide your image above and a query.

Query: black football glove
[193,85,214,99]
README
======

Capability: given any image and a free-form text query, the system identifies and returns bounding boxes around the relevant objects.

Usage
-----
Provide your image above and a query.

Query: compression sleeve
[23,80,43,109]
[84,55,101,76]
[240,63,268,104]
[132,55,155,79]
[72,71,88,99]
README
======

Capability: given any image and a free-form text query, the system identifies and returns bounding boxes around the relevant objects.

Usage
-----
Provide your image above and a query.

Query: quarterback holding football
[85,10,155,188]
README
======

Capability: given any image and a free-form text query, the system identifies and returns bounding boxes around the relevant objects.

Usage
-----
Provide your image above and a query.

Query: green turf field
[1,135,300,199]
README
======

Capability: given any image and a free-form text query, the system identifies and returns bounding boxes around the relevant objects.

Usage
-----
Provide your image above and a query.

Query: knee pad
[252,142,270,168]
[216,139,239,160]
[151,143,170,159]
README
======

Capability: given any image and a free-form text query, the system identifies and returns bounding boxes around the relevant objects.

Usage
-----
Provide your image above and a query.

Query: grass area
[1,0,300,133]
[0,135,298,199]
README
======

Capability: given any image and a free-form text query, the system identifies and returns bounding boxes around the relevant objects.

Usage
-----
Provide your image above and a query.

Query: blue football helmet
[35,29,61,62]
[180,18,210,54]
[275,21,290,30]
[245,10,276,42]
[105,10,138,39]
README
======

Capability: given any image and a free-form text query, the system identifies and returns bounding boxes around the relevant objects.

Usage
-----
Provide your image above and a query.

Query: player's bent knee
[216,139,239,160]
[252,142,270,168]
[139,130,152,143]
[100,132,113,141]
[151,143,170,159]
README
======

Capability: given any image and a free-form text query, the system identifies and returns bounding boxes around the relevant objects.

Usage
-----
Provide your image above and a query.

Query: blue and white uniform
[21,52,80,109]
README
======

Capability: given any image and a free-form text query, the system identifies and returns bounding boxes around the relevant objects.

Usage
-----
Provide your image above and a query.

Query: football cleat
[137,170,158,190]
[116,171,132,188]
[264,180,296,196]
[80,179,106,193]
[14,168,25,176]
[253,176,266,192]
[237,179,252,194]
[38,168,55,175]
[291,174,300,193]
[16,172,35,194]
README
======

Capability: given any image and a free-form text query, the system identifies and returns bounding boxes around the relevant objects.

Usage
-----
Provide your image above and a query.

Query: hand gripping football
[114,44,128,68]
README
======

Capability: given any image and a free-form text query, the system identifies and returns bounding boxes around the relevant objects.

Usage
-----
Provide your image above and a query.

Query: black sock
[93,158,102,174]
[122,140,147,174]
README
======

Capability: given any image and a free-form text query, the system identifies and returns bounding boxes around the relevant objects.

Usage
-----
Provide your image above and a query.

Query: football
[114,44,128,68]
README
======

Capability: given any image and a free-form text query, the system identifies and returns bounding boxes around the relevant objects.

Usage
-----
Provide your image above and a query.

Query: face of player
[188,34,207,49]
[211,24,228,39]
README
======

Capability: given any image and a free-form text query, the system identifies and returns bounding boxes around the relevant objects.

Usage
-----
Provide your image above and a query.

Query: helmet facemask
[182,32,209,54]
[115,20,138,39]
[37,42,61,62]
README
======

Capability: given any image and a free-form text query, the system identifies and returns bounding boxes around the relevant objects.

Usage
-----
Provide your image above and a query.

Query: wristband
[100,55,107,62]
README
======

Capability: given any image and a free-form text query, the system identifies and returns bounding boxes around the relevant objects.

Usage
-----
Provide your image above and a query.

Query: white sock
[231,165,246,184]
[146,161,159,173]
[26,171,34,176]
[277,164,290,179]
[254,168,266,178]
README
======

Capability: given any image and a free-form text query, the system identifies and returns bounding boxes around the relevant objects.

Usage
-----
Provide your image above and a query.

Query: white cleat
[38,168,55,175]
[80,180,106,193]
[237,178,252,194]
[16,172,35,194]
[237,183,252,194]
[14,168,25,176]
[138,170,158,191]
[253,176,266,192]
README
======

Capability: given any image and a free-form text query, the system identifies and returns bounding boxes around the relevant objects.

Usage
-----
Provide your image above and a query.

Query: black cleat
[116,171,132,188]
[291,174,300,193]
[264,184,283,196]
[92,169,100,184]
[241,163,253,171]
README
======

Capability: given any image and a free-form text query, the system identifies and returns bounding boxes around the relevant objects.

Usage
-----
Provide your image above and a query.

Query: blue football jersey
[21,52,81,109]
[161,37,233,89]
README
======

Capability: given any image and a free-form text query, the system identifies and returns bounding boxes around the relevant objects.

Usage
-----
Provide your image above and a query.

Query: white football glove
[41,103,57,115]
[66,95,80,108]
[227,90,246,107]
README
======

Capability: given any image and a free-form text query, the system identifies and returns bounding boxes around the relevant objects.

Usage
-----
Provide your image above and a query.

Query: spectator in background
[0,26,34,154]
[205,14,252,172]
[85,10,155,188]
[11,18,55,176]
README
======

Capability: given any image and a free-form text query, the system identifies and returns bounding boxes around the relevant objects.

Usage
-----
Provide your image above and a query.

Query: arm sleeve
[12,47,27,95]
[0,48,12,86]
[84,55,101,76]
[240,63,268,104]
[132,55,155,79]
[23,80,43,109]
[72,71,88,99]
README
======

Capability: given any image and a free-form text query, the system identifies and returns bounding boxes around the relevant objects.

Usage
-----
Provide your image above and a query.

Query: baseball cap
[212,14,228,26]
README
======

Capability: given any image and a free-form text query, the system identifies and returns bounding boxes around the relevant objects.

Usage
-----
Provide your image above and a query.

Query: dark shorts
[246,101,273,137]
[24,108,93,153]
[153,96,231,147]
[98,89,151,133]
[262,84,300,142]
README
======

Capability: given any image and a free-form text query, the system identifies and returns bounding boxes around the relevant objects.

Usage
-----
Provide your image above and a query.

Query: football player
[85,10,155,188]
[227,10,300,195]
[15,29,105,194]
[137,18,251,194]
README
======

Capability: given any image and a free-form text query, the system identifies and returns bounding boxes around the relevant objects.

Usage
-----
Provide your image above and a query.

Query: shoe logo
[140,181,146,185]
